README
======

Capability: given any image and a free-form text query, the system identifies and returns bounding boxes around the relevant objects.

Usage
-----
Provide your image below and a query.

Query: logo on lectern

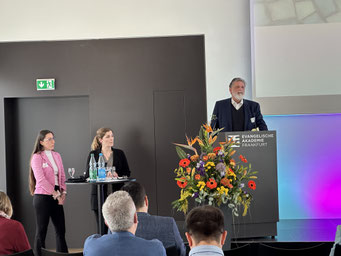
[228,135,240,147]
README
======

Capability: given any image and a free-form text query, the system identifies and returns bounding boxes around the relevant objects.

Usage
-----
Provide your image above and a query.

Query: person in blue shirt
[185,205,227,256]
[84,191,166,256]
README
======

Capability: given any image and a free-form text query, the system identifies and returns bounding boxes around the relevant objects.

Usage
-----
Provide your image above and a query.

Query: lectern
[218,130,279,238]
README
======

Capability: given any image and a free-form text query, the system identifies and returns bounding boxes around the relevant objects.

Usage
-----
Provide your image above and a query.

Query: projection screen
[251,0,341,115]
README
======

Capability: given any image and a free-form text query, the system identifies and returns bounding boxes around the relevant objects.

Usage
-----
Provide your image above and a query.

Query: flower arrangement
[172,123,258,216]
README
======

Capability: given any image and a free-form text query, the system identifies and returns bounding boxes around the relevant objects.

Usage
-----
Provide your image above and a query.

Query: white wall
[0,0,252,120]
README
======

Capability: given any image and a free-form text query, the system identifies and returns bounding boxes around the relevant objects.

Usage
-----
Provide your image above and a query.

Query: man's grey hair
[229,77,246,88]
[102,190,136,232]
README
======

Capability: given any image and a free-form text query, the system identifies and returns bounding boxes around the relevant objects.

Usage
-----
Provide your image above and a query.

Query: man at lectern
[211,77,268,132]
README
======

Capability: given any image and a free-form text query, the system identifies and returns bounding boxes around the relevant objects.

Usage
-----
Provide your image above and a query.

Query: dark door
[5,96,96,248]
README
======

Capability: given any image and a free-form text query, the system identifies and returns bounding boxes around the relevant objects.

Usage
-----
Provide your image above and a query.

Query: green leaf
[175,146,187,159]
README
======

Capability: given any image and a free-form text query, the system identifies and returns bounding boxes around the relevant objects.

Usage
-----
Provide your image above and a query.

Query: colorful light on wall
[264,114,341,219]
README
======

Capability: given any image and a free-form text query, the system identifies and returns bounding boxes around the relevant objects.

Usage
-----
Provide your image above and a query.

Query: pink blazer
[31,151,66,195]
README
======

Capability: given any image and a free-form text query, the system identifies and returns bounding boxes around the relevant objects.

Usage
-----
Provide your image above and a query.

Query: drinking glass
[105,167,112,179]
[111,166,118,178]
[68,168,75,178]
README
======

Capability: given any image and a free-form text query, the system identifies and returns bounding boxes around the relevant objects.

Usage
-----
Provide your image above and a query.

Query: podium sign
[218,131,279,238]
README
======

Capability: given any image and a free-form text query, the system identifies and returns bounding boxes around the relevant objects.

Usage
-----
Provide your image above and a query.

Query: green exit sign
[36,78,55,90]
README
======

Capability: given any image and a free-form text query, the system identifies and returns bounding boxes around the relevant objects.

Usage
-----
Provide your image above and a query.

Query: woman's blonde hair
[0,191,13,218]
[91,128,113,150]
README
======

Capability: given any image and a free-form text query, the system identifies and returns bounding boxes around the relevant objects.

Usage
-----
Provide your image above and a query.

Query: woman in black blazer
[85,127,130,232]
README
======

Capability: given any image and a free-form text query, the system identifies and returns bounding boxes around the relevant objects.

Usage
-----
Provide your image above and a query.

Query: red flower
[239,155,248,163]
[248,180,256,190]
[179,159,190,167]
[206,178,217,189]
[202,155,209,161]
[213,146,221,154]
[195,174,201,180]
[177,177,188,188]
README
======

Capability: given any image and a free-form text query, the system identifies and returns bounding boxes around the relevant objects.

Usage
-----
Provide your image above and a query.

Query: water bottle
[97,153,106,181]
[89,153,97,182]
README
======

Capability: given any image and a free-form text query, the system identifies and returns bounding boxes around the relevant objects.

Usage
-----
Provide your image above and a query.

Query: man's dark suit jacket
[211,98,268,132]
[136,212,186,256]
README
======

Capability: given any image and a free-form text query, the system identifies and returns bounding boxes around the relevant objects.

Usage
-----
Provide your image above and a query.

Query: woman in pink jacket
[29,130,68,256]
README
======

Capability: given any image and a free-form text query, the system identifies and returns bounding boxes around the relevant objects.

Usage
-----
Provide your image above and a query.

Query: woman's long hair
[29,130,54,196]
[91,127,113,151]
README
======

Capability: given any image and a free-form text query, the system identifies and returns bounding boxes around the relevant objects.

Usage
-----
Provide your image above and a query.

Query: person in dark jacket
[211,77,268,132]
[85,127,130,233]
[121,182,186,256]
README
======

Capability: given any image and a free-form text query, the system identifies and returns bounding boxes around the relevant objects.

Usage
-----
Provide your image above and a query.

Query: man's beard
[232,92,244,101]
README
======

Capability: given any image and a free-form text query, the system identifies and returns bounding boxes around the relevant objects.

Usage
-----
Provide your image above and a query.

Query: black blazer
[211,98,268,132]
[85,147,130,178]
[85,147,130,210]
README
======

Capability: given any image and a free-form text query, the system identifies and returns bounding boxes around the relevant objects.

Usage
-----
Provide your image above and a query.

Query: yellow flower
[197,181,206,191]
[204,162,215,170]
[217,186,229,195]
[228,169,237,179]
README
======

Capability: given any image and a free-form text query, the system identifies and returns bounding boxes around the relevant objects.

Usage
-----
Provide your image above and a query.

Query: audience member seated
[185,205,227,256]
[121,181,186,256]
[83,191,166,256]
[0,191,31,255]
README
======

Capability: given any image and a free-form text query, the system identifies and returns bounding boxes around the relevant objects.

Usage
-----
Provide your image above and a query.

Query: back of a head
[121,181,146,209]
[102,191,136,232]
[186,205,224,244]
[0,191,13,218]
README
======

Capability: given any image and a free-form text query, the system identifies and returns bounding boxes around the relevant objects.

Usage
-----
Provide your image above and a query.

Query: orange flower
[186,167,191,174]
[239,155,248,163]
[195,174,201,180]
[206,178,217,189]
[203,123,213,133]
[220,177,229,186]
[208,136,217,145]
[230,159,236,166]
[179,159,190,167]
[190,155,199,162]
[213,146,221,154]
[186,136,197,146]
[248,180,256,190]
[207,153,216,160]
[202,155,209,161]
[177,177,188,188]
[221,177,233,189]
[196,138,204,146]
